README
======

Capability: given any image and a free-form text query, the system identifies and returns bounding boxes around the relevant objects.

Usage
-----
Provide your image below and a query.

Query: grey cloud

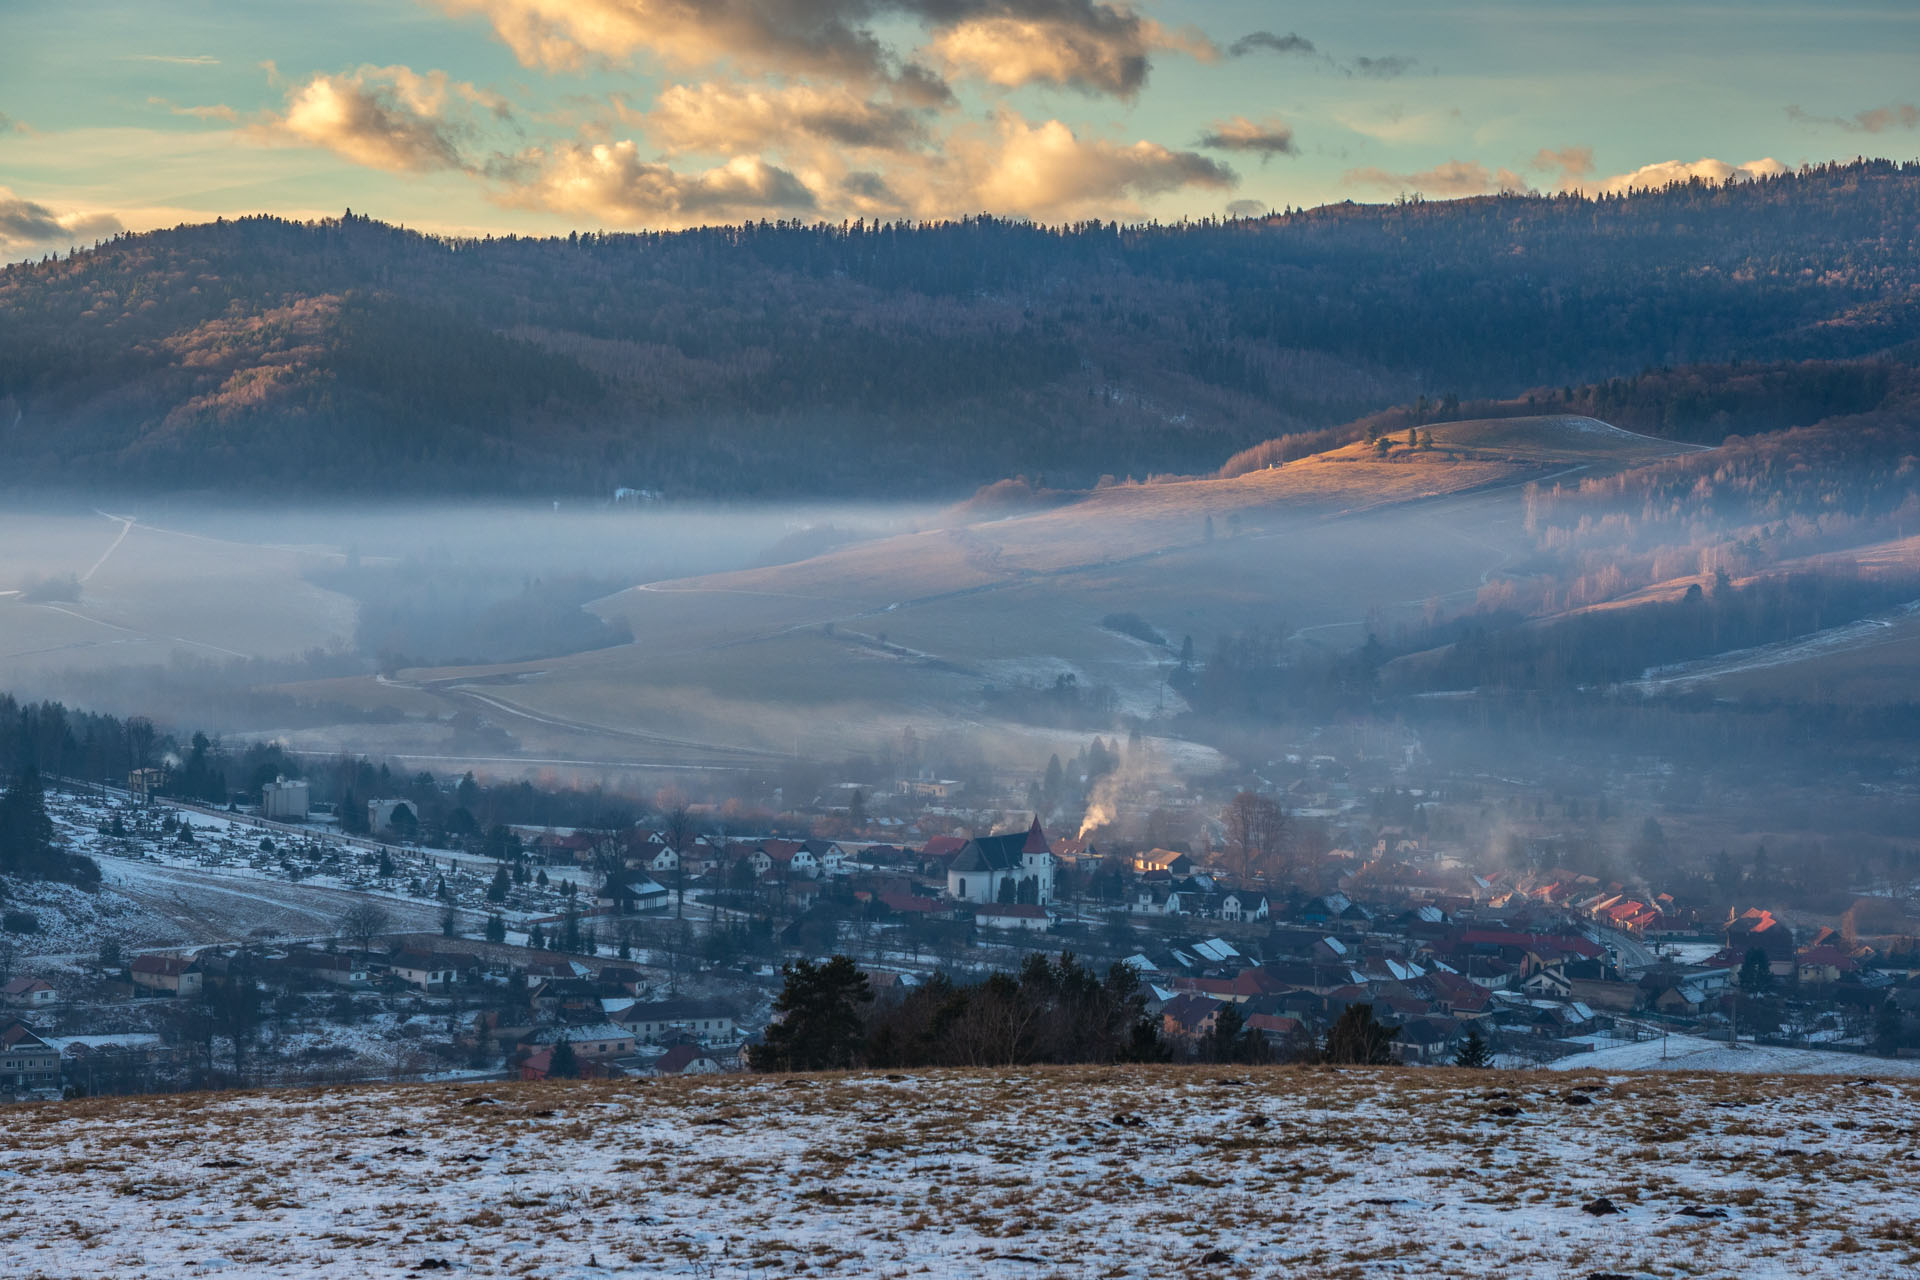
[1225,198,1268,218]
[0,189,123,256]
[1347,55,1415,79]
[1228,31,1314,58]
[1786,103,1920,134]
[1198,118,1297,159]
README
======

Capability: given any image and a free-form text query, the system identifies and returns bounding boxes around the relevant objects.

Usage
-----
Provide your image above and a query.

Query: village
[5,748,1919,1102]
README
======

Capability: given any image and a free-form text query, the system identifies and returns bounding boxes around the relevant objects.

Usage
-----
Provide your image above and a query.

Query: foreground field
[9,1066,1919,1279]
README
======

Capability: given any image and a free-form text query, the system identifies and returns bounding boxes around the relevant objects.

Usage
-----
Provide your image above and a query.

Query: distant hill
[5,160,1920,496]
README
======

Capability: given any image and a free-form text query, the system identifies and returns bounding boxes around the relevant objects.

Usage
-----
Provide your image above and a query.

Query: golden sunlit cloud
[264,66,497,173]
[497,141,817,222]
[646,82,931,156]
[1596,156,1785,195]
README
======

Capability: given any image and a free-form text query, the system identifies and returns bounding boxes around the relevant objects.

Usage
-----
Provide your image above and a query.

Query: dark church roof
[950,819,1050,874]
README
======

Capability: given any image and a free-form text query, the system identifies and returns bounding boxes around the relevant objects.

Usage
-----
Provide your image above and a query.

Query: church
[946,818,1055,906]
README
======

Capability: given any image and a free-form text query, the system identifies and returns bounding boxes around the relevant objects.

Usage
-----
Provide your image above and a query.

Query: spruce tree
[1454,1025,1493,1068]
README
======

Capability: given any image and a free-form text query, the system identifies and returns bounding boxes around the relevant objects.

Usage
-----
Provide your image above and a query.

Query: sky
[2,0,1919,259]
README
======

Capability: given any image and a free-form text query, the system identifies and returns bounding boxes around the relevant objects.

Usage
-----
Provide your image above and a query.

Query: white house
[947,819,1054,906]
[389,951,457,991]
[1,978,56,1009]
[1219,891,1270,923]
[750,841,820,879]
[974,904,1054,931]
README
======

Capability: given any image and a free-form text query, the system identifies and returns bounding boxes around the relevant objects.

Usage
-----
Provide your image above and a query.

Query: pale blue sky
[2,1,1917,258]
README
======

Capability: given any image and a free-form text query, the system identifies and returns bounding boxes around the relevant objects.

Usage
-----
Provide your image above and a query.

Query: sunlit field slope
[280,417,1693,767]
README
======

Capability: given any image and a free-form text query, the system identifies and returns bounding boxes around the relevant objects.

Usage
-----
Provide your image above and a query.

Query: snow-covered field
[8,1066,1920,1279]
[1552,1032,1920,1077]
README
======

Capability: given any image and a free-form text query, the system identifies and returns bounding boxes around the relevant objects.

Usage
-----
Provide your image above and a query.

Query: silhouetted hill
[5,159,1920,496]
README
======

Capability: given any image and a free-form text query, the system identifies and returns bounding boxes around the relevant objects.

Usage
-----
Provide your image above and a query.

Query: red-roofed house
[654,1043,724,1076]
[1,978,56,1009]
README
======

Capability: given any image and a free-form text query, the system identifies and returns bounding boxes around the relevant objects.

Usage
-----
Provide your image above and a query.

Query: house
[627,838,680,875]
[529,979,603,1018]
[598,871,670,914]
[524,959,589,986]
[366,798,417,836]
[947,819,1054,905]
[597,966,647,995]
[750,841,821,880]
[653,1043,724,1076]
[1160,993,1223,1044]
[129,955,202,997]
[518,1046,617,1081]
[0,1020,60,1094]
[1796,946,1860,986]
[1521,967,1574,998]
[612,999,738,1044]
[1218,891,1270,923]
[1133,849,1196,876]
[1,978,56,1009]
[1391,1016,1462,1064]
[389,950,457,992]
[520,1023,636,1059]
[275,950,369,987]
[974,903,1054,931]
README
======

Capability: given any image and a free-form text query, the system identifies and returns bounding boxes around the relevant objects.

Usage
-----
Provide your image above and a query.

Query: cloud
[0,187,123,256]
[1228,31,1314,58]
[1225,198,1268,218]
[266,66,494,173]
[930,9,1211,98]
[499,141,817,223]
[437,0,1204,99]
[961,113,1236,217]
[1595,156,1786,195]
[1337,105,1462,144]
[123,54,220,66]
[1786,103,1920,134]
[1197,117,1296,160]
[148,97,240,123]
[1347,55,1415,79]
[647,82,929,155]
[1344,159,1531,198]
[1529,145,1594,186]
[0,113,13,133]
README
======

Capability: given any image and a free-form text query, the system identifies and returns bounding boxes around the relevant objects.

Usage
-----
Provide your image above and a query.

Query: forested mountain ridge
[5,159,1920,496]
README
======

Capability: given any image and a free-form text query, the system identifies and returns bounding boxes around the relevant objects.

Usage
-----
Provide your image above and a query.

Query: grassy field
[7,1065,1918,1279]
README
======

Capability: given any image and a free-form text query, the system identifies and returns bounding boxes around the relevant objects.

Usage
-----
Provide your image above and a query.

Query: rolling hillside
[6,161,1920,496]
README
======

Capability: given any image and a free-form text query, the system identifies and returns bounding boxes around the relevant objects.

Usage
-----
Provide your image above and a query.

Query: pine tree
[1323,1003,1398,1065]
[484,914,507,944]
[1453,1025,1493,1068]
[747,956,873,1072]
[547,1037,580,1079]
[487,866,509,903]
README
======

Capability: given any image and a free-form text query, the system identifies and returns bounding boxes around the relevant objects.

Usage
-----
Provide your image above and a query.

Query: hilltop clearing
[7,1067,1918,1279]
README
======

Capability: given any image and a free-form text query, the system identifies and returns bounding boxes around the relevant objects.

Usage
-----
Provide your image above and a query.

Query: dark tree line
[747,953,1162,1072]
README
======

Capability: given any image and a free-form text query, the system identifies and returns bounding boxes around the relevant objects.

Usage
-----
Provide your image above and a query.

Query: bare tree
[661,804,702,920]
[338,901,392,954]
[1221,791,1287,885]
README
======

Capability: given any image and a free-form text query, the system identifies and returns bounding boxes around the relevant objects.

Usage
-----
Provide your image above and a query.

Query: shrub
[2,909,42,934]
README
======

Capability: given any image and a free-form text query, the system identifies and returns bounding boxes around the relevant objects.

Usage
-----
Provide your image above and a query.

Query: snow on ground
[8,1066,1920,1279]
[1550,1032,1920,1077]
